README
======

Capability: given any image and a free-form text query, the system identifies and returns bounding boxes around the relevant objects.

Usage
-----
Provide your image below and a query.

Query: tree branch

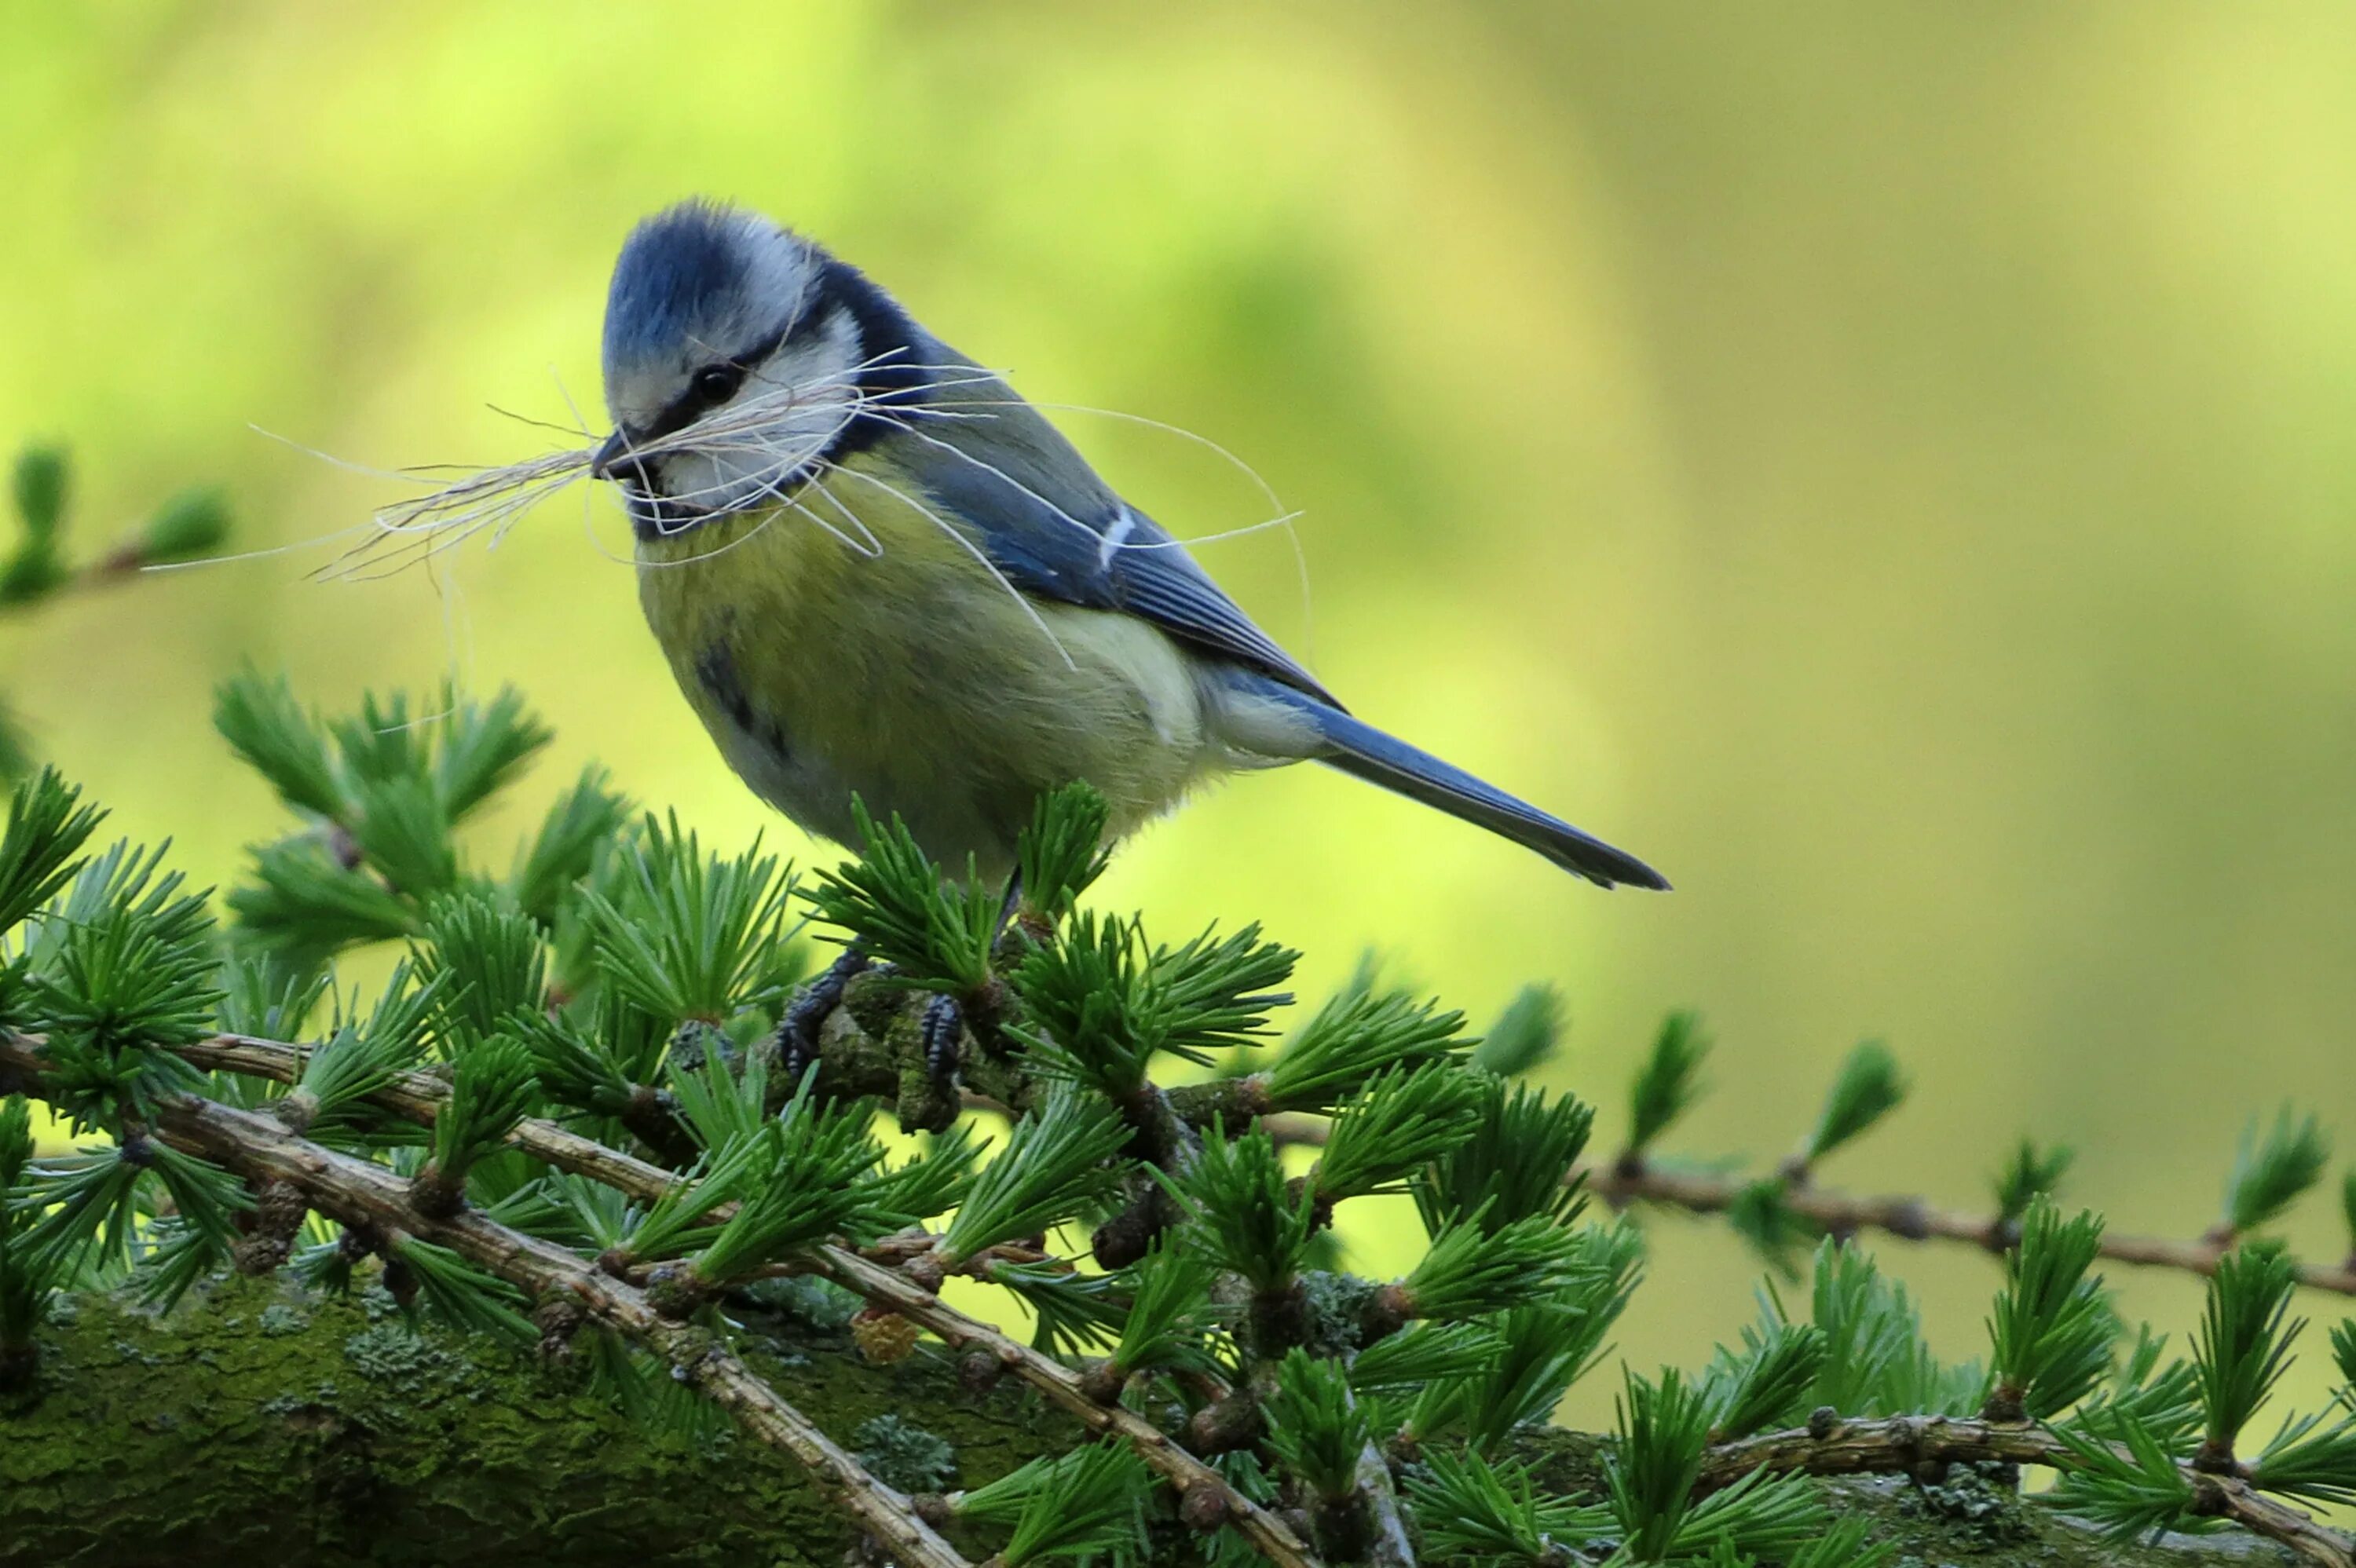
[0,1037,971,1568]
[1251,1113,2356,1299]
[1699,1413,2356,1568]
[1589,1159,2356,1296]
[2,1028,1323,1568]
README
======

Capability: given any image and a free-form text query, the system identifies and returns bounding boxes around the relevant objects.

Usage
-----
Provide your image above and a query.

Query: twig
[11,1029,1324,1568]
[822,1248,1319,1568]
[1699,1413,2355,1568]
[1589,1159,2356,1296]
[0,1037,970,1568]
[1254,1113,2356,1299]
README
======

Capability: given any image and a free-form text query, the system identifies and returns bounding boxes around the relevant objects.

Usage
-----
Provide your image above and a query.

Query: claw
[919,992,964,1090]
[776,944,871,1080]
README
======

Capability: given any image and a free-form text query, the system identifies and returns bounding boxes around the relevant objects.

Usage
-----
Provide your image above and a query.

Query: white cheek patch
[653,312,868,512]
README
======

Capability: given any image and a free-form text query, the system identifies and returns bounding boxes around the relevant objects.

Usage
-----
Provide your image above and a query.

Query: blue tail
[1241,677,1668,890]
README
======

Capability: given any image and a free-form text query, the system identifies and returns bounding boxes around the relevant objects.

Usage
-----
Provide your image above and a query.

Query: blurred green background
[5,2,2354,1427]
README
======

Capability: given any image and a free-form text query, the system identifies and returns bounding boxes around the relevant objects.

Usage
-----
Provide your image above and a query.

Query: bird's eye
[692,364,744,404]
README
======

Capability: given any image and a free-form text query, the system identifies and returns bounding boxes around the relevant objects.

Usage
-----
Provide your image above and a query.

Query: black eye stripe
[636,311,807,444]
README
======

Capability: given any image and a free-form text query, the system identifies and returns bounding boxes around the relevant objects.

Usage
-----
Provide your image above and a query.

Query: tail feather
[1229,676,1668,890]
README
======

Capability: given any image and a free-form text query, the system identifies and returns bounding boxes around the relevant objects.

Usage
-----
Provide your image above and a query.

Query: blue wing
[891,390,1344,710]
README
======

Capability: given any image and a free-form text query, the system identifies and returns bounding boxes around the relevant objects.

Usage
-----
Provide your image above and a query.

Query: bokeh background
[5,2,2354,1427]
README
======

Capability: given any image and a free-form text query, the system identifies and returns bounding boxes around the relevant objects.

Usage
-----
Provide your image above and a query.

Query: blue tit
[592,200,1666,891]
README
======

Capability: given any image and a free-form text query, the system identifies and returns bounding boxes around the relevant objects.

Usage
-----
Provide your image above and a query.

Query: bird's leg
[774,943,870,1083]
[990,868,1059,961]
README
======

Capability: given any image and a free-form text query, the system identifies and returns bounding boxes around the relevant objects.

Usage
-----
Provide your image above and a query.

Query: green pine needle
[1801,1240,1980,1418]
[414,889,548,1050]
[1607,1366,1714,1559]
[1106,1241,1220,1378]
[21,1140,149,1274]
[2222,1107,2331,1237]
[1626,1010,1710,1157]
[27,842,219,1128]
[430,685,552,822]
[2079,1325,2203,1451]
[1670,1463,1827,1563]
[389,1235,535,1345]
[0,1095,31,1189]
[1803,1039,1908,1164]
[346,773,459,900]
[2252,1405,2356,1509]
[0,697,32,784]
[1015,912,1296,1098]
[1012,780,1112,925]
[1260,983,1469,1114]
[579,1323,734,1446]
[511,767,632,926]
[1401,1210,1586,1324]
[2046,1405,2202,1541]
[130,1217,226,1312]
[507,1003,641,1119]
[1703,1321,1828,1442]
[1314,1062,1484,1202]
[989,1259,1124,1358]
[963,1442,1151,1566]
[1150,919,1298,1062]
[290,964,439,1139]
[1785,1519,1897,1568]
[691,1087,887,1284]
[2,1098,69,1354]
[1264,1347,1372,1501]
[2334,1321,2356,1393]
[1726,1177,1818,1281]
[802,799,996,995]
[1410,1076,1594,1237]
[229,837,420,961]
[1348,1320,1502,1396]
[428,1035,540,1186]
[0,769,104,933]
[664,1037,773,1153]
[214,951,333,1042]
[0,537,68,608]
[1408,1223,1644,1449]
[327,690,429,788]
[949,1451,1056,1527]
[584,813,799,1025]
[1159,1120,1316,1294]
[213,670,346,822]
[134,487,230,566]
[863,1121,986,1230]
[616,1129,774,1266]
[147,1142,253,1251]
[1469,982,1564,1079]
[1993,1139,2076,1226]
[1009,911,1158,1097]
[11,446,68,539]
[2194,1244,2304,1458]
[938,1085,1129,1265]
[1986,1199,2113,1420]
[1403,1449,1610,1564]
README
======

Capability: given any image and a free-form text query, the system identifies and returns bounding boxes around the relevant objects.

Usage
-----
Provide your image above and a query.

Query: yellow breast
[634,452,1212,874]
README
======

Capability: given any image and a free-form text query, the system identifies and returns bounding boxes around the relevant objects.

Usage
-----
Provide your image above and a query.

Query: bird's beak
[590,430,636,481]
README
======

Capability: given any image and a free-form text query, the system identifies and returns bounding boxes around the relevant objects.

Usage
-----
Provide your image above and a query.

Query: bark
[0,1281,2299,1568]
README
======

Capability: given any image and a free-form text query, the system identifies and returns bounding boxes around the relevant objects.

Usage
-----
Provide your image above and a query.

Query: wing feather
[890,387,1343,708]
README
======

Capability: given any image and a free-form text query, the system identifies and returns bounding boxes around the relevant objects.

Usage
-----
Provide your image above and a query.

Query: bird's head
[596,201,912,531]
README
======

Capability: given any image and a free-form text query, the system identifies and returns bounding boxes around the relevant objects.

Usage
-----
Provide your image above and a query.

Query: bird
[591,199,1666,892]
